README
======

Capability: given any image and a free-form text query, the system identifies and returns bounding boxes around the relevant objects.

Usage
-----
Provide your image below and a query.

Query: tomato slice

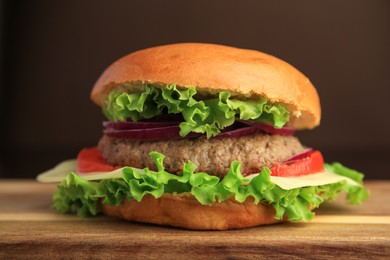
[77,147,325,177]
[270,150,324,177]
[77,147,119,173]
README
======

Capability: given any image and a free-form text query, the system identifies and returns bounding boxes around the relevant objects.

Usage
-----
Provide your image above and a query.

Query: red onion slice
[103,121,180,130]
[104,124,259,140]
[283,148,313,163]
[214,126,258,139]
[237,120,295,135]
[103,119,294,140]
[104,125,181,139]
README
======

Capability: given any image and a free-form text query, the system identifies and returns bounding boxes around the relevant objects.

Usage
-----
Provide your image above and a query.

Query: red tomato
[77,147,325,177]
[270,150,324,177]
[77,147,119,173]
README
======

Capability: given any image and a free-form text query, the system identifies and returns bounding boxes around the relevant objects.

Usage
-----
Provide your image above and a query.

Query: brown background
[1,0,389,179]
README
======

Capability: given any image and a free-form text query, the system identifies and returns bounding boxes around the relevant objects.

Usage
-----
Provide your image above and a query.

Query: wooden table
[1,180,389,259]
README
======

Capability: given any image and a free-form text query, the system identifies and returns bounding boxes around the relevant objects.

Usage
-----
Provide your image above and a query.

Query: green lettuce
[324,163,369,204]
[53,152,369,222]
[103,84,290,138]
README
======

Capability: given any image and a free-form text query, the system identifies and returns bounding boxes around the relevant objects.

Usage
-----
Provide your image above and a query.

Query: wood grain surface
[1,180,389,259]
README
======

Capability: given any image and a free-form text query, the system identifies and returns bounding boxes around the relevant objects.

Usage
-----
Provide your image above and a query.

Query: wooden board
[1,180,390,258]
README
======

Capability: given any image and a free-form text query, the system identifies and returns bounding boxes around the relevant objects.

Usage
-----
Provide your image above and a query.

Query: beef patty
[98,133,305,177]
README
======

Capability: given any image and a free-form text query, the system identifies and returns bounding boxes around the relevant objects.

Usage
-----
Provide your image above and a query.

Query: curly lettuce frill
[103,84,290,138]
[53,152,369,222]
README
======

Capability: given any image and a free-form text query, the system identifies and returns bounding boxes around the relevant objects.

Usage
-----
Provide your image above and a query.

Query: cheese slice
[37,160,78,183]
[266,172,357,189]
[37,160,122,182]
[36,159,359,189]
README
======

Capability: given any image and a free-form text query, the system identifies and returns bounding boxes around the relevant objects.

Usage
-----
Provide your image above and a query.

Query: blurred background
[0,0,389,179]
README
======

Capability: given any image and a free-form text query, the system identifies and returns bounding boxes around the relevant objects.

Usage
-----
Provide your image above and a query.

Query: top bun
[91,43,321,129]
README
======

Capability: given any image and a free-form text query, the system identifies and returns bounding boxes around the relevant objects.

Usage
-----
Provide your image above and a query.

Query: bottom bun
[101,193,285,230]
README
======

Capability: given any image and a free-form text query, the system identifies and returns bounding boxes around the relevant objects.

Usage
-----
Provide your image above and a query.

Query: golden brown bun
[101,193,284,230]
[91,43,321,129]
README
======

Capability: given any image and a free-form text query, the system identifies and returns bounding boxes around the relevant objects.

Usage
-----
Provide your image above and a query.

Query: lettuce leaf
[53,152,368,222]
[103,84,290,138]
[324,163,370,204]
[52,172,103,216]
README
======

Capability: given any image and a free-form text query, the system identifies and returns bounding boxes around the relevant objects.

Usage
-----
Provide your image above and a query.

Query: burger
[38,43,368,230]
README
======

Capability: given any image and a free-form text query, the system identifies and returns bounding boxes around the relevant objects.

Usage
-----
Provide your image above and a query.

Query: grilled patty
[98,133,305,177]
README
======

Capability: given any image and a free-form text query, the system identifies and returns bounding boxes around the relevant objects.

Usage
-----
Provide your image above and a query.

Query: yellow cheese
[36,159,359,189]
